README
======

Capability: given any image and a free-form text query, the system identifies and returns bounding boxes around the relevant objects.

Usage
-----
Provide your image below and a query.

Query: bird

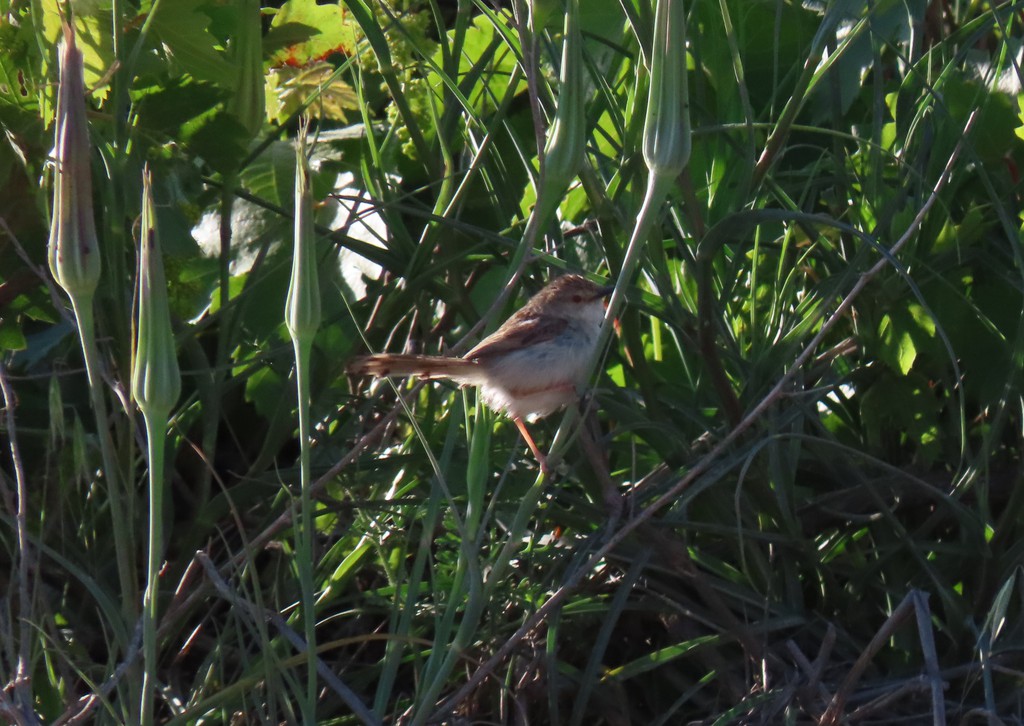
[348,274,614,472]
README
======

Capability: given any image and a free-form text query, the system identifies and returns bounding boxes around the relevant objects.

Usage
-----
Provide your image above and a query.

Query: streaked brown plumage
[348,274,613,470]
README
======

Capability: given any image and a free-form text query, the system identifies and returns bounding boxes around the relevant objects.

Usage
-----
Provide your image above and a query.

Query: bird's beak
[596,284,615,301]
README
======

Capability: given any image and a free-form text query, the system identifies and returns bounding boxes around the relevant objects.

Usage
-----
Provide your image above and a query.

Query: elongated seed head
[48,22,101,302]
[132,166,182,419]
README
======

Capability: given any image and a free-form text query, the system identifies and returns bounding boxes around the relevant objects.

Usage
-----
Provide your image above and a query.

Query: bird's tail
[347,354,484,385]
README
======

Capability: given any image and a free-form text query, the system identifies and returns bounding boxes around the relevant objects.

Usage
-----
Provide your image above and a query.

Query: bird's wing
[464,314,569,360]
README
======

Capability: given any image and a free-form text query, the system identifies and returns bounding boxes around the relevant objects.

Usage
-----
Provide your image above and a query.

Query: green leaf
[244,360,286,420]
[905,303,936,338]
[932,205,987,255]
[267,0,357,66]
[133,79,226,138]
[181,109,250,173]
[0,318,27,351]
[41,0,115,102]
[429,16,525,116]
[265,61,358,124]
[1016,95,1024,142]
[942,77,1020,165]
[241,140,295,208]
[859,370,943,464]
[603,635,720,681]
[0,15,41,118]
[150,0,235,87]
[877,302,937,376]
[878,313,916,375]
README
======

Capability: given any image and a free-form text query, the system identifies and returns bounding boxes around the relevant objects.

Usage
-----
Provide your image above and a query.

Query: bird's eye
[572,294,582,302]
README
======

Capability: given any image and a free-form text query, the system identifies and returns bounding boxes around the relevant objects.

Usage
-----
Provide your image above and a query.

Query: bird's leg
[512,416,550,474]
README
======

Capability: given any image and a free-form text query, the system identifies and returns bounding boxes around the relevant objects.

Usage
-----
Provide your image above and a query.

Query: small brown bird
[348,274,614,472]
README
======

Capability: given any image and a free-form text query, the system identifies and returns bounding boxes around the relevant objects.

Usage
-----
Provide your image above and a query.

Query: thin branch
[0,362,38,725]
[196,553,380,726]
[819,591,918,724]
[54,619,145,726]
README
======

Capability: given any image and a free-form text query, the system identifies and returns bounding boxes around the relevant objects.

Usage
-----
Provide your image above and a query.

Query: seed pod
[642,0,690,177]
[132,166,181,419]
[540,0,585,196]
[285,125,321,345]
[48,22,101,302]
[228,0,266,138]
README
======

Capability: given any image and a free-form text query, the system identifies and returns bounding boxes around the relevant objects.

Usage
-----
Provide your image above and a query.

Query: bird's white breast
[478,303,604,420]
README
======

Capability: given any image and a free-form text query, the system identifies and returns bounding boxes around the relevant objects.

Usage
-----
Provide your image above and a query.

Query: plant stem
[548,170,676,467]
[293,335,318,719]
[140,414,168,726]
[71,296,136,617]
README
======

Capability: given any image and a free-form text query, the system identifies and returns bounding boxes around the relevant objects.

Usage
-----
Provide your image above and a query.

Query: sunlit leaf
[267,0,357,66]
[265,61,357,124]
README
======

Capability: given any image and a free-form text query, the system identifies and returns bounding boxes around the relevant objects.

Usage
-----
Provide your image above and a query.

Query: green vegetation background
[1,0,1024,722]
